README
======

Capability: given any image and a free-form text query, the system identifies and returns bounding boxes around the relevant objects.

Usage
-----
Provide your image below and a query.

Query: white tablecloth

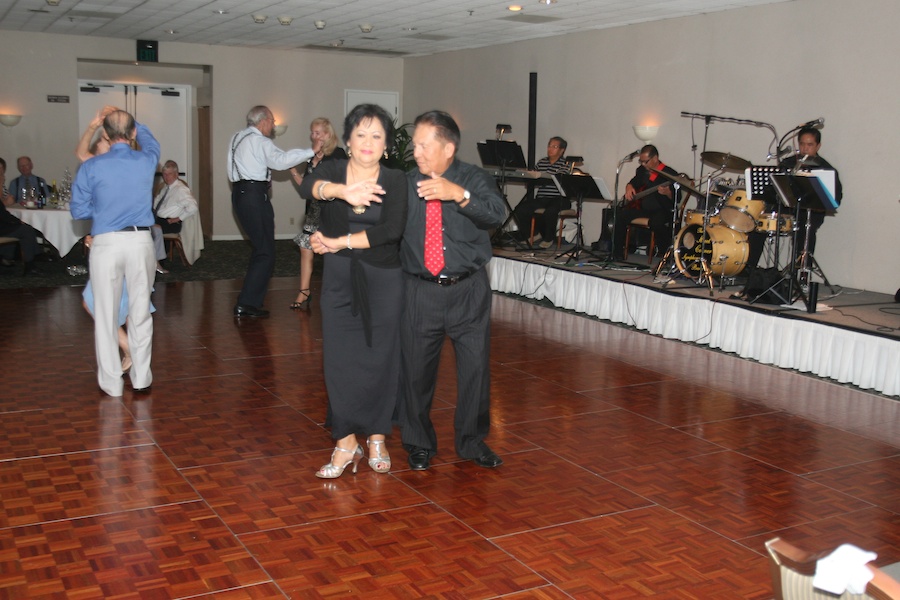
[8,206,91,256]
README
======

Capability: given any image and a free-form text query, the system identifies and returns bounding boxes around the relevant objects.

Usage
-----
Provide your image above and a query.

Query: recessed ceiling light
[537,0,557,4]
[508,5,523,12]
[277,16,292,26]
[403,27,417,31]
[359,23,374,33]
[214,9,228,15]
[252,14,266,24]
[165,29,176,35]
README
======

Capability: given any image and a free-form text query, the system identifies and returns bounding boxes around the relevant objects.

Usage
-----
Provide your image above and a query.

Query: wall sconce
[273,124,287,137]
[277,16,292,26]
[359,24,374,33]
[633,125,659,143]
[252,14,267,24]
[315,20,326,30]
[0,114,22,127]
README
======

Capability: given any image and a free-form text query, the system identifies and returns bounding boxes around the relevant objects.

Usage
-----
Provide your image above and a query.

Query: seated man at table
[7,156,51,204]
[0,157,41,274]
[150,160,200,271]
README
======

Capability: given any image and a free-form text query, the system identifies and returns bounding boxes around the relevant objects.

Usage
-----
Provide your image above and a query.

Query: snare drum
[675,223,748,278]
[756,212,794,234]
[683,209,720,227]
[717,189,765,233]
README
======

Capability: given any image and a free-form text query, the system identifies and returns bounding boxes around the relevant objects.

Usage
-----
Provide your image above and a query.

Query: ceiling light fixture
[331,39,344,47]
[252,14,266,24]
[314,20,326,30]
[277,16,292,26]
[508,5,523,11]
[537,0,557,4]
[165,29,176,35]
[214,9,228,15]
[359,24,374,33]
[45,0,60,6]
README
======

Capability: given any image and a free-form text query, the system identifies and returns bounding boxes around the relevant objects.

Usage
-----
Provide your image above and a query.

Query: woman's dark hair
[343,104,395,152]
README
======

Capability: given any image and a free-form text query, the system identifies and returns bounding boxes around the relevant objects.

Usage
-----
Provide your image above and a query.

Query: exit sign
[137,40,158,63]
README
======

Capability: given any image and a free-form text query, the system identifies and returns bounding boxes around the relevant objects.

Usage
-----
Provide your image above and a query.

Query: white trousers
[89,231,156,396]
[150,226,167,261]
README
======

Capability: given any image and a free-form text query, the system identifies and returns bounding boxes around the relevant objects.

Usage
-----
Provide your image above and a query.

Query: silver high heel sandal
[316,445,363,479]
[367,438,391,473]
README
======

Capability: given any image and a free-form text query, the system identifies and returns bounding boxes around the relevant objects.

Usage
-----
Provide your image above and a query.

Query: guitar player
[610,144,681,261]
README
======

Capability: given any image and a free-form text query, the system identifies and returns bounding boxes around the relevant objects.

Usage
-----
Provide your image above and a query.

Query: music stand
[552,173,607,264]
[752,172,834,309]
[481,140,532,247]
[773,171,836,298]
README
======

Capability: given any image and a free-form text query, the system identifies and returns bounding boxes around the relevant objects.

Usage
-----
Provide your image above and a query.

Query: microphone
[768,145,793,161]
[791,154,809,174]
[800,117,824,128]
[624,149,640,161]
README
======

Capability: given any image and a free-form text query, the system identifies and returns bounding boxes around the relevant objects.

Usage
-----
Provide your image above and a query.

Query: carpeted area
[0,239,308,290]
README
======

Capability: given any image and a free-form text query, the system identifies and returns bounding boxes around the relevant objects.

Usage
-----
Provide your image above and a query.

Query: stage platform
[489,243,900,397]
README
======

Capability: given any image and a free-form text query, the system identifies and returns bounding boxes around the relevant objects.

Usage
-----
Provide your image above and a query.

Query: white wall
[403,0,900,295]
[1,0,897,293]
[0,32,404,242]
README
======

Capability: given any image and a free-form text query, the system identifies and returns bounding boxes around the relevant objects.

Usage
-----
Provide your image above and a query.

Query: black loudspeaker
[746,268,792,304]
[895,288,900,303]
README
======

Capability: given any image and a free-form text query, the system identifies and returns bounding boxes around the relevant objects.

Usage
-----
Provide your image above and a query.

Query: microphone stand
[610,151,638,260]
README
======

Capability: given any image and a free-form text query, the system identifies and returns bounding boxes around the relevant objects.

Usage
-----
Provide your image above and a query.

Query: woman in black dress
[299,104,408,478]
[290,117,347,310]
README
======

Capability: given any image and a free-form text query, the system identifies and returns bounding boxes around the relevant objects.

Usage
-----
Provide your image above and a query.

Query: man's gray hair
[162,160,179,173]
[246,106,271,127]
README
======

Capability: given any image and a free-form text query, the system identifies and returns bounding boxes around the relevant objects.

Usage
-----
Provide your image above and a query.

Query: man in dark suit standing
[398,110,506,471]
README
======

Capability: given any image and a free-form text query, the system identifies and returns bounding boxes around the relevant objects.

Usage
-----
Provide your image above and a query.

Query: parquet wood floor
[1,276,898,599]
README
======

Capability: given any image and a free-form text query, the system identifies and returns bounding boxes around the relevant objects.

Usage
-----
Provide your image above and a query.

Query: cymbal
[701,151,752,173]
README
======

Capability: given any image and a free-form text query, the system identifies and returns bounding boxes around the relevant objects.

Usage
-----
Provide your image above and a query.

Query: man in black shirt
[780,127,842,257]
[611,144,680,260]
[399,110,506,471]
[733,127,842,300]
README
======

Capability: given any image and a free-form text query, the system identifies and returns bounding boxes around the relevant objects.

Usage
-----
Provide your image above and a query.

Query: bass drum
[717,189,765,233]
[675,223,749,278]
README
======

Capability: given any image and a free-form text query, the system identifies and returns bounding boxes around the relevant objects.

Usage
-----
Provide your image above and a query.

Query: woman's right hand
[310,231,342,255]
[342,180,384,209]
[290,167,304,186]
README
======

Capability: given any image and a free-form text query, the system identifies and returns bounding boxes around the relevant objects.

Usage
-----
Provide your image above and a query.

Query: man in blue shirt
[71,110,160,396]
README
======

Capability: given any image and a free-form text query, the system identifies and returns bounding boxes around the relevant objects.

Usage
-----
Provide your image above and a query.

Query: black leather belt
[235,179,269,185]
[119,226,151,232]
[416,272,472,286]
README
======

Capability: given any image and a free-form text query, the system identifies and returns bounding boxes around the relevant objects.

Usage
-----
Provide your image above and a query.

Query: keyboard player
[512,137,571,248]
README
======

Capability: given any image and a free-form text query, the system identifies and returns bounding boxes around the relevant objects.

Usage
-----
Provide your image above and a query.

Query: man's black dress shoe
[408,448,430,471]
[132,386,152,394]
[233,304,269,318]
[471,451,503,468]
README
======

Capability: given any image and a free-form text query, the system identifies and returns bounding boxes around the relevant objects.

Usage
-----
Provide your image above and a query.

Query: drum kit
[653,151,795,287]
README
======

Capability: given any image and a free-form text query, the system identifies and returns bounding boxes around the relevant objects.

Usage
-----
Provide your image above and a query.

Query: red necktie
[424,200,444,276]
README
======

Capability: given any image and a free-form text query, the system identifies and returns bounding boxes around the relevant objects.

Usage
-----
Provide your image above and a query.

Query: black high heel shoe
[290,289,311,310]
